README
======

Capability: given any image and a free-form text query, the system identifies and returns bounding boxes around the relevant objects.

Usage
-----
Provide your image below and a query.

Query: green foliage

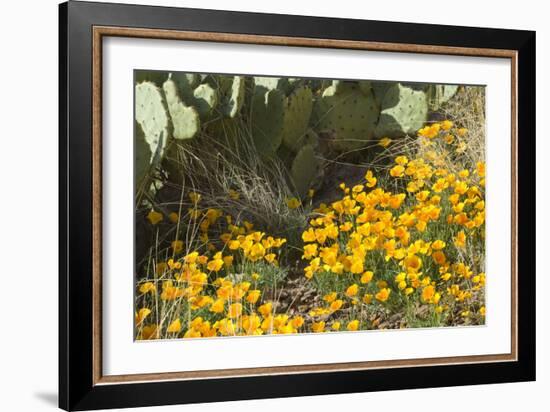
[313,81,379,151]
[375,83,428,138]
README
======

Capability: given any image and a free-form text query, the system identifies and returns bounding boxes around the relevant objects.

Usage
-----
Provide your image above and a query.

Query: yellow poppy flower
[347,320,360,331]
[286,197,301,209]
[227,303,243,319]
[375,288,391,302]
[147,210,163,225]
[378,137,392,148]
[210,299,225,313]
[330,299,344,312]
[139,282,156,294]
[312,321,326,333]
[171,240,184,253]
[390,165,405,178]
[135,308,151,325]
[167,318,182,333]
[365,170,377,187]
[246,290,261,304]
[360,271,374,284]
[345,284,359,297]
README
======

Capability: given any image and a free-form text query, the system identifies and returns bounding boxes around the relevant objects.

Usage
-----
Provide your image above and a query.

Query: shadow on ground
[34,392,58,407]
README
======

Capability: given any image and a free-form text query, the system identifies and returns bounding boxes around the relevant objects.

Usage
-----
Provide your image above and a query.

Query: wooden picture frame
[59,1,535,410]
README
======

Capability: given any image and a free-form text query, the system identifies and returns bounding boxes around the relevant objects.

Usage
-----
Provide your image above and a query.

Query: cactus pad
[290,144,318,198]
[192,83,218,117]
[375,83,428,138]
[135,121,153,189]
[313,82,379,151]
[250,87,285,155]
[135,81,170,159]
[219,76,246,118]
[282,86,314,152]
[162,77,200,140]
[253,76,288,92]
[427,84,459,110]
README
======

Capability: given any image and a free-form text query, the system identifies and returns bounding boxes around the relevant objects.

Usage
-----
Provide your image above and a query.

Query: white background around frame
[0,0,548,411]
[103,37,511,376]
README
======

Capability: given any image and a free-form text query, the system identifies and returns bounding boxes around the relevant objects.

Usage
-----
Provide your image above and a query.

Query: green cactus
[162,77,201,140]
[168,73,218,119]
[253,76,289,92]
[358,80,373,96]
[371,81,392,106]
[135,81,170,160]
[375,83,428,138]
[290,144,318,198]
[250,86,285,155]
[218,75,246,118]
[192,83,218,117]
[281,86,314,152]
[427,84,459,110]
[135,71,168,87]
[313,81,379,151]
[135,121,153,189]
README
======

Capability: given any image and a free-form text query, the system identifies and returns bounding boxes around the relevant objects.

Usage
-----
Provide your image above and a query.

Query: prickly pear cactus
[192,83,218,117]
[427,84,459,111]
[162,77,201,140]
[250,86,285,155]
[135,81,170,161]
[375,83,428,138]
[169,73,218,119]
[290,144,318,198]
[253,76,289,92]
[281,86,314,152]
[135,121,153,190]
[371,81,392,106]
[313,81,379,151]
[135,71,168,87]
[218,76,246,118]
[358,80,373,96]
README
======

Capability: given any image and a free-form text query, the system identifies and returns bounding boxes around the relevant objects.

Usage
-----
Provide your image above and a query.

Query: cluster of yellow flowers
[301,120,486,331]
[137,198,300,339]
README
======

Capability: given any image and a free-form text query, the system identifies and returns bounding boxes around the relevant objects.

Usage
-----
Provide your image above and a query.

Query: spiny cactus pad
[282,86,314,152]
[135,81,170,160]
[428,84,459,110]
[135,71,169,87]
[135,121,152,189]
[313,82,379,151]
[168,73,218,120]
[290,144,318,198]
[162,77,201,140]
[250,87,285,155]
[358,80,373,96]
[375,83,428,138]
[253,76,288,92]
[219,76,246,118]
[371,81,393,106]
[192,83,218,117]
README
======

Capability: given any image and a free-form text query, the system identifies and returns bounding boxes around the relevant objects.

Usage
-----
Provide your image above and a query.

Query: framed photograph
[59,1,536,410]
